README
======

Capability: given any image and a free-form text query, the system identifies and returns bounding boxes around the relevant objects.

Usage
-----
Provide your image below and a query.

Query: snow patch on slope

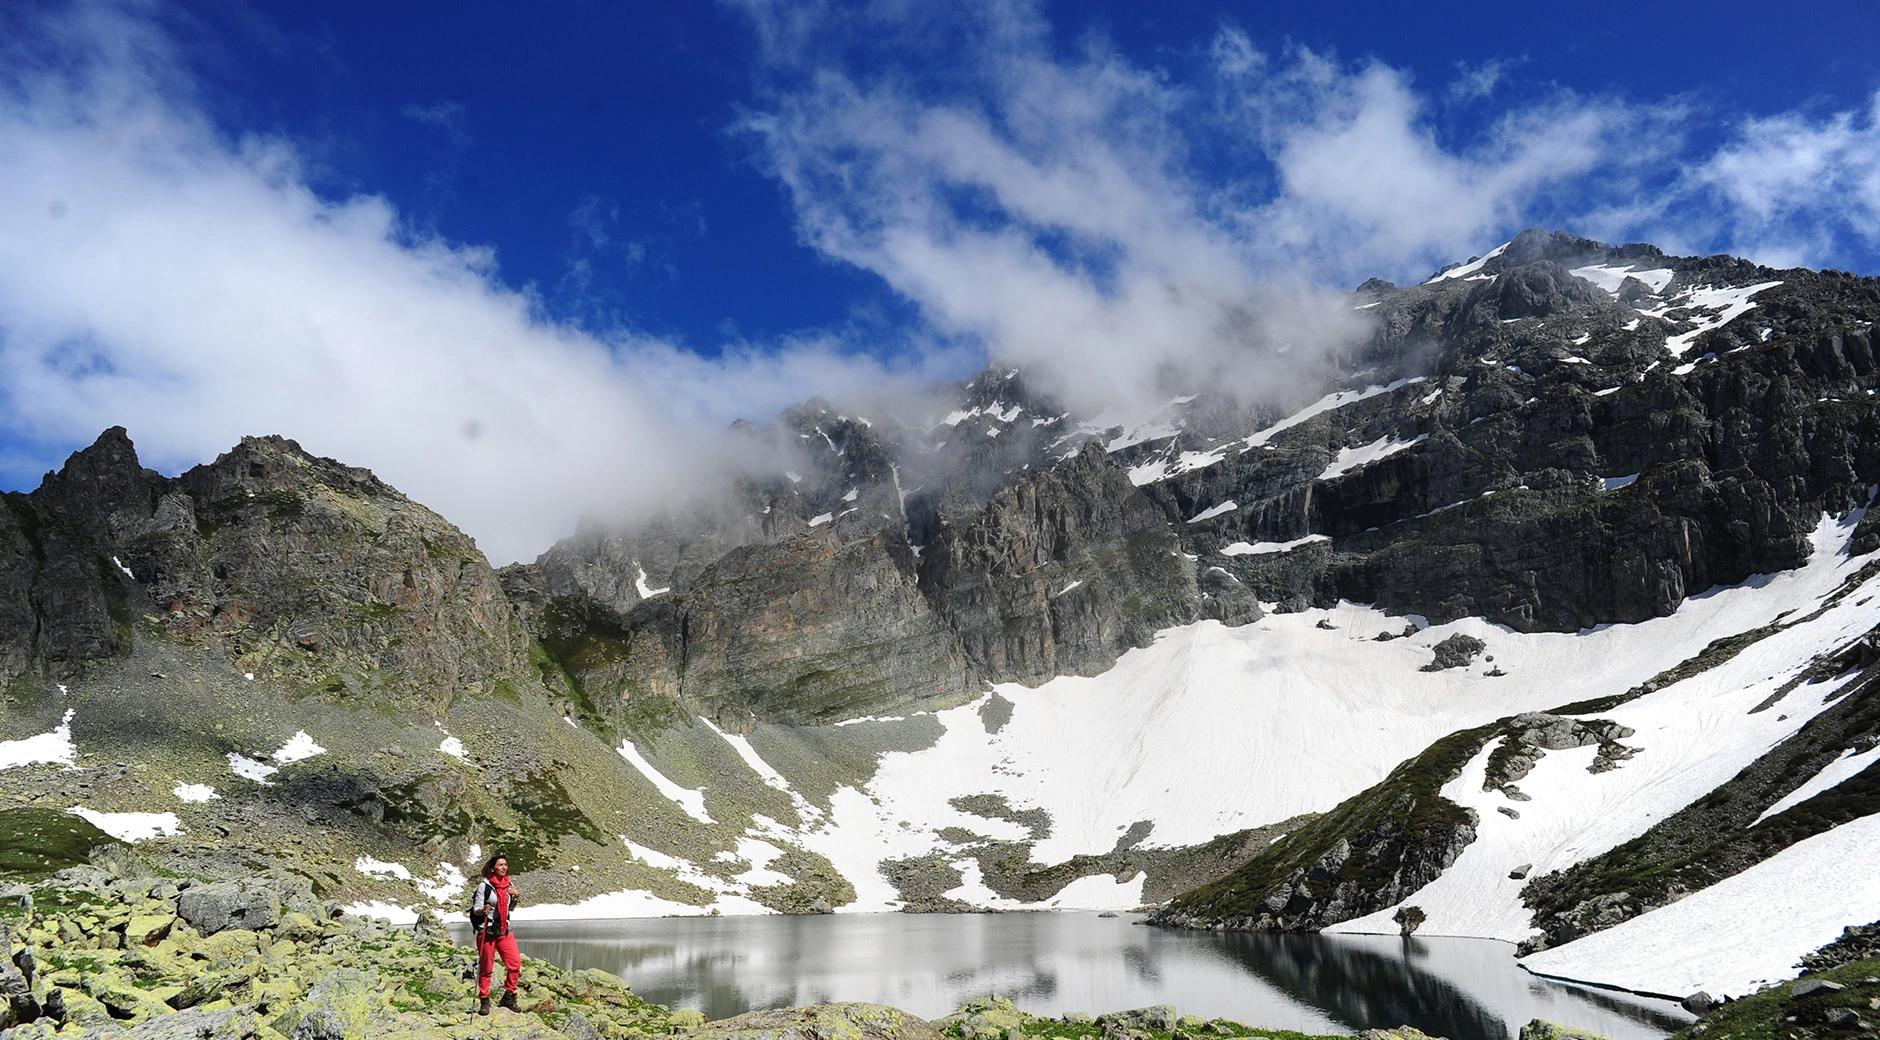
[1522,812,1880,998]
[1186,501,1237,524]
[1220,536,1329,556]
[0,710,75,770]
[618,740,714,824]
[69,807,180,841]
[1426,241,1510,283]
[1128,378,1425,485]
[634,562,671,599]
[1319,435,1427,481]
[1571,264,1674,294]
[781,534,1867,915]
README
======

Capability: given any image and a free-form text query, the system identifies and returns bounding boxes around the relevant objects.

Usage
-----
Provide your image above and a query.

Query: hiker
[470,852,523,1015]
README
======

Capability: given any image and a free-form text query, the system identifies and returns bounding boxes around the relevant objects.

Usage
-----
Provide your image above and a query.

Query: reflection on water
[455,914,1690,1040]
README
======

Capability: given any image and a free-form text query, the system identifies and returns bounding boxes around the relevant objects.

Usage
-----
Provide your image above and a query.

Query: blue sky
[2,0,1878,559]
[173,1,1880,345]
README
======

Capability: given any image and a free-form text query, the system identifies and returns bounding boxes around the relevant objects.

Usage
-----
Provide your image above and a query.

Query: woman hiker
[470,852,523,1015]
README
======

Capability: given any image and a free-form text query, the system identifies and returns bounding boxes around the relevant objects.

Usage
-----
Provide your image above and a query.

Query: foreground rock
[0,868,696,1039]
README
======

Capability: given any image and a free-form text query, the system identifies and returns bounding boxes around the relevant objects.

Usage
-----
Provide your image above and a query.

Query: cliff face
[519,231,1879,729]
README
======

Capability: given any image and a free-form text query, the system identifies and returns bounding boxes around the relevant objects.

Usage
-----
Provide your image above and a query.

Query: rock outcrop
[0,430,529,706]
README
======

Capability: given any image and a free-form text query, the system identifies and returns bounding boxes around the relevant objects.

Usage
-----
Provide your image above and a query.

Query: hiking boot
[499,991,519,1012]
[478,997,491,1016]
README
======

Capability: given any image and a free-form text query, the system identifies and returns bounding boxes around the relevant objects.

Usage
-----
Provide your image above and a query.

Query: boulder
[176,883,281,936]
[695,1003,943,1040]
[410,908,450,945]
[1096,1006,1179,1033]
[1421,634,1486,672]
[0,959,26,998]
[124,912,177,947]
[559,1010,603,1040]
[1516,1021,1614,1040]
[287,968,386,1040]
[89,1007,265,1038]
[1791,978,1844,999]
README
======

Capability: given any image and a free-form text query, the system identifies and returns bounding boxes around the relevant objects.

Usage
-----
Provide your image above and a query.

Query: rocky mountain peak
[1497,228,1611,269]
[32,425,159,542]
[184,434,401,507]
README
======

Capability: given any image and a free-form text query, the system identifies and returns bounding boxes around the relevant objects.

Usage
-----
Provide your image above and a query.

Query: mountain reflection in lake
[465,914,1691,1040]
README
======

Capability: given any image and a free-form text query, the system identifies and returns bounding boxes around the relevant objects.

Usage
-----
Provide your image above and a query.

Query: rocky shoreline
[2,857,1874,1040]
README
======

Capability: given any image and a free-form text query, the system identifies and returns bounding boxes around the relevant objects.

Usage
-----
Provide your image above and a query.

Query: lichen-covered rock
[693,1002,943,1040]
[89,1006,267,1039]
[1095,1005,1179,1033]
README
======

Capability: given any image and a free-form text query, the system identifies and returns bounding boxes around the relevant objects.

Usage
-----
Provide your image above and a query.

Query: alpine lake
[454,912,1693,1040]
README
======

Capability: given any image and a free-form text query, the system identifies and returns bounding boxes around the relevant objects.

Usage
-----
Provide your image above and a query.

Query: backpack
[466,878,490,929]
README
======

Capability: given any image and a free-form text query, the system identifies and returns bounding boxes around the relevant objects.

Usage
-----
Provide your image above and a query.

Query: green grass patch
[528,638,616,739]
[1161,722,1499,926]
[0,808,122,879]
[1670,957,1880,1039]
[358,599,405,624]
[472,769,611,874]
[3,673,49,714]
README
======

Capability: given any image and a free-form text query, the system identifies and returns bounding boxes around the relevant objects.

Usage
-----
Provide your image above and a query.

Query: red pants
[477,931,521,997]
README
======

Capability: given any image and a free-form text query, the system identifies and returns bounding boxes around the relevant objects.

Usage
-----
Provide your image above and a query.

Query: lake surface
[462,913,1692,1040]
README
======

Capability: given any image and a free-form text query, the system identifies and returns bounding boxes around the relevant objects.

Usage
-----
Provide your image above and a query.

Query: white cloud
[743,6,1376,423]
[0,1,948,564]
[1685,91,1880,266]
[1448,57,1516,103]
[738,6,1695,420]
